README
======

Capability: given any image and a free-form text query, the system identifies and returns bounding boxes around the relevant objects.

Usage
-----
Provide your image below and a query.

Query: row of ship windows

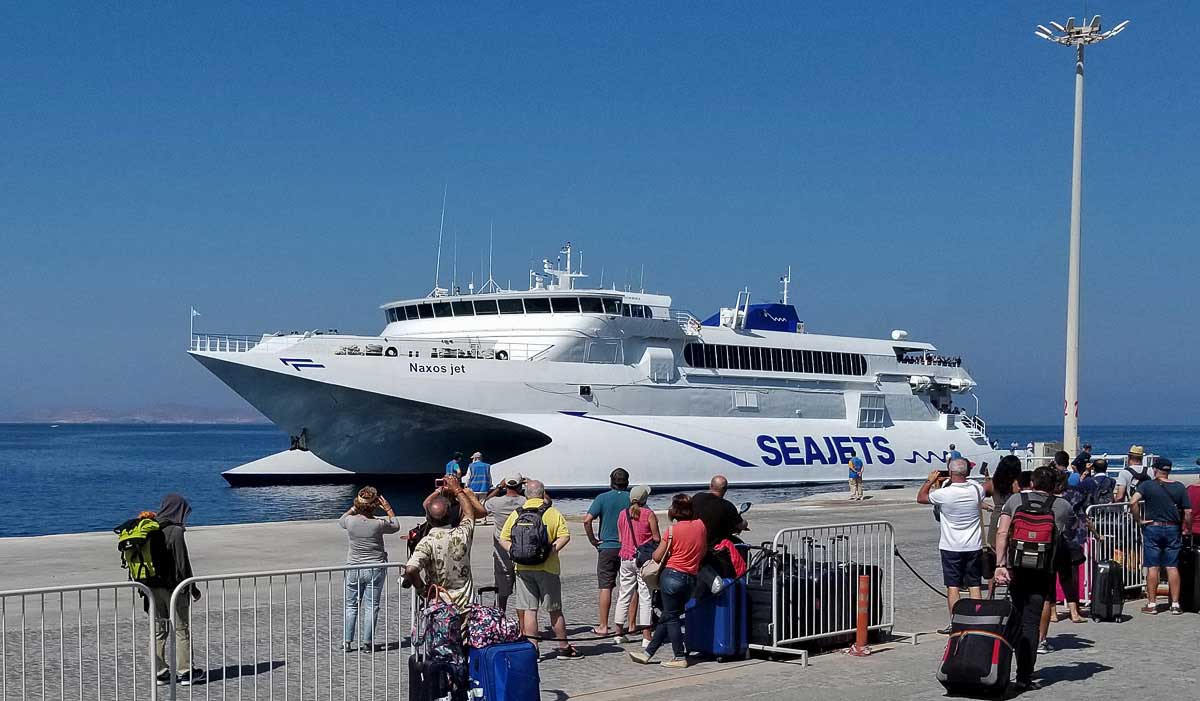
[682,343,868,376]
[385,297,654,323]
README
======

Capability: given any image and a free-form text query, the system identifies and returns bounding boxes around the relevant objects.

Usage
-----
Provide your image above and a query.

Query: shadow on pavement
[205,660,285,683]
[1036,661,1112,687]
[1045,633,1093,650]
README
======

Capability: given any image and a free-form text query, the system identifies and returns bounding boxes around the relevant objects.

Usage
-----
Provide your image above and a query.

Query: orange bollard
[845,574,872,657]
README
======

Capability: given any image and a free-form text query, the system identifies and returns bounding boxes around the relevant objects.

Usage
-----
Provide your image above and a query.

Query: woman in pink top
[615,485,660,645]
[629,494,706,668]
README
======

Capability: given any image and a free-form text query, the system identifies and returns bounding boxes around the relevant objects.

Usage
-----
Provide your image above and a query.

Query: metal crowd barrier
[1082,502,1146,601]
[747,521,897,664]
[167,562,412,701]
[0,581,158,701]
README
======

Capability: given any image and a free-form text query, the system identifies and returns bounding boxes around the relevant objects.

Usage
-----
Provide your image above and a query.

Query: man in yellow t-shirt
[499,479,581,659]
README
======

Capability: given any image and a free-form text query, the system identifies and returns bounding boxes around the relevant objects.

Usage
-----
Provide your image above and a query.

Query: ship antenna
[432,183,447,295]
[639,264,645,293]
[451,227,458,294]
[780,266,791,304]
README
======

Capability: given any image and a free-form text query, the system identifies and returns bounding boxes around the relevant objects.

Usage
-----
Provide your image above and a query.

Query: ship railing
[190,333,263,353]
[670,308,704,336]
[165,562,414,700]
[0,581,160,701]
[190,332,556,361]
[956,412,986,436]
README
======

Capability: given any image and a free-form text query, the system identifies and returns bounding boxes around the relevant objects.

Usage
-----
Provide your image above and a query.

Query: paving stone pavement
[2,485,1198,699]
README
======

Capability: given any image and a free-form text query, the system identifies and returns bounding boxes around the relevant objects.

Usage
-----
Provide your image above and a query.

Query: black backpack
[508,504,552,566]
[1124,466,1150,495]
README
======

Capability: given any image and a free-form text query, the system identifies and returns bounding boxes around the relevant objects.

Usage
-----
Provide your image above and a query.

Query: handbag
[626,507,658,566]
[639,527,672,591]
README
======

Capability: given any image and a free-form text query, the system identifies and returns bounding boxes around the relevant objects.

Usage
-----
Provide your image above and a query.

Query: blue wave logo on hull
[560,412,755,467]
[903,450,950,464]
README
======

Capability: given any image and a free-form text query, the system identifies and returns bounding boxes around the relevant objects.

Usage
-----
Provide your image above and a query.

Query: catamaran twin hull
[193,350,1004,490]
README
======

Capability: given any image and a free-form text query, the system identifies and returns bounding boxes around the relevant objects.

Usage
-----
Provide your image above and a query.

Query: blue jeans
[646,567,694,660]
[344,566,386,644]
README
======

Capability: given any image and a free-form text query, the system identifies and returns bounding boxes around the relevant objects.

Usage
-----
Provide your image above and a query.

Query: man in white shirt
[917,458,990,633]
[1114,444,1148,502]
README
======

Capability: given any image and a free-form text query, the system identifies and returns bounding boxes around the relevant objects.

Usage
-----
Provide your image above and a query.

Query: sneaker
[628,650,654,664]
[360,642,374,654]
[613,635,627,645]
[662,657,689,669]
[557,645,583,661]
[936,626,953,635]
[1036,640,1051,655]
[155,670,171,686]
[341,641,353,653]
[1171,603,1183,616]
[1013,679,1043,693]
[178,669,206,687]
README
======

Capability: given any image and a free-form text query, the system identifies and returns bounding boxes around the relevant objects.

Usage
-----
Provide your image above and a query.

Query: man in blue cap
[1130,457,1193,615]
[848,456,865,501]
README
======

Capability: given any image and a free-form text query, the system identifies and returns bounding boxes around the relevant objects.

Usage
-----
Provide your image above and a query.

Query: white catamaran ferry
[192,243,1010,488]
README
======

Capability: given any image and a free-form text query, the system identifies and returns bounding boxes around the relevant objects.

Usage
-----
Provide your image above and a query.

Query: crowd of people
[917,443,1196,692]
[333,466,751,668]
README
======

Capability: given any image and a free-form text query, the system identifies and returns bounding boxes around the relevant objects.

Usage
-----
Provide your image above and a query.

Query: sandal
[1141,604,1158,615]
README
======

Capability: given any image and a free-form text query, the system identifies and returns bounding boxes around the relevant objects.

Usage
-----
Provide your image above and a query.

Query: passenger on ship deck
[466,451,492,494]
[584,468,631,639]
[691,475,747,546]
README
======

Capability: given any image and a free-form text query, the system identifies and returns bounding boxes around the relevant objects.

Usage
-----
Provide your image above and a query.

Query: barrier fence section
[167,562,413,701]
[1083,502,1146,602]
[0,581,158,701]
[749,521,896,660]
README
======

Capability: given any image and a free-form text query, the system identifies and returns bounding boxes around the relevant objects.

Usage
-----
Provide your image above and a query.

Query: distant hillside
[1,404,270,425]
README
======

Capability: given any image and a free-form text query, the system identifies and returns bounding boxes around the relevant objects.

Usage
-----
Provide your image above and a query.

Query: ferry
[192,243,1011,488]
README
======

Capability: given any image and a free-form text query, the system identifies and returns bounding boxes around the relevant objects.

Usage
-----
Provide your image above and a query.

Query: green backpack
[114,517,162,582]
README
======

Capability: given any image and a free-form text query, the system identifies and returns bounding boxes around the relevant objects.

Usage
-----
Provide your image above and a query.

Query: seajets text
[409,363,467,376]
[758,435,896,466]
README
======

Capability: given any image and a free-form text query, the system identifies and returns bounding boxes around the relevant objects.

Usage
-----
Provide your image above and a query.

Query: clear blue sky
[2,2,1196,425]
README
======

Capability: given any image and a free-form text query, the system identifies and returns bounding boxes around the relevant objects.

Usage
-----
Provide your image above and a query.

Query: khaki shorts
[514,570,563,612]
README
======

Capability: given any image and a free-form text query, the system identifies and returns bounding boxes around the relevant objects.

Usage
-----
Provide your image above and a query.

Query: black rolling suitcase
[745,544,792,646]
[1090,559,1125,622]
[936,597,1019,697]
[1180,537,1200,613]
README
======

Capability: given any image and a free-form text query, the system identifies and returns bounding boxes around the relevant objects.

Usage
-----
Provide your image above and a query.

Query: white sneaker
[613,635,627,645]
[642,638,651,650]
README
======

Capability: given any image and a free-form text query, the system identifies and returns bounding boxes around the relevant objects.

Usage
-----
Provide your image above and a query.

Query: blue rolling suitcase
[467,641,539,701]
[685,577,748,659]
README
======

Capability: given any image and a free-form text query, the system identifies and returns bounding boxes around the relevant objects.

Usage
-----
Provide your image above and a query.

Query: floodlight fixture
[1033,15,1130,46]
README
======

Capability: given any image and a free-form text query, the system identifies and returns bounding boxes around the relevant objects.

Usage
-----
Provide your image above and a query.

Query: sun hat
[1128,445,1145,458]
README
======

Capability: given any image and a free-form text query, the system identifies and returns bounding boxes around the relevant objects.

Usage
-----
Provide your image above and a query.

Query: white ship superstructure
[192,244,1006,488]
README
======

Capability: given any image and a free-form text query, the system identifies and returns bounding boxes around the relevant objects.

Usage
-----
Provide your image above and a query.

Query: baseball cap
[1128,445,1145,458]
[1152,457,1172,471]
[629,485,652,504]
[501,473,524,487]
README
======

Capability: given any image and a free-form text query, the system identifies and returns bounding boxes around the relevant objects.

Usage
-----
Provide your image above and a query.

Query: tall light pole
[1034,16,1129,455]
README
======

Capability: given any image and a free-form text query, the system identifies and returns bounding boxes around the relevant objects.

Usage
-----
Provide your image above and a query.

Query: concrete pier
[2,486,1197,699]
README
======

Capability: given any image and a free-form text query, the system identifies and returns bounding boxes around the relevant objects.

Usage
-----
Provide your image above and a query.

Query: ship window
[859,393,887,428]
[385,309,395,322]
[781,348,794,372]
[733,391,759,410]
[473,299,499,315]
[415,303,433,319]
[643,306,655,319]
[602,298,621,315]
[683,344,699,367]
[703,344,717,368]
[579,297,604,313]
[431,302,452,318]
[630,304,645,318]
[451,301,474,317]
[550,297,580,313]
[832,353,844,375]
[737,346,751,369]
[716,344,729,369]
[523,297,551,314]
[498,298,524,314]
[403,306,416,320]
[748,347,762,371]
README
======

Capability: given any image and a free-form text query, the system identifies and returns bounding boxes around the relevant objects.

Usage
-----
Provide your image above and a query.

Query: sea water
[0,423,1195,537]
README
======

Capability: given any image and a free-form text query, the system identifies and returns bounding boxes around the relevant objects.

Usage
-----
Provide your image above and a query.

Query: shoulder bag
[639,527,673,591]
